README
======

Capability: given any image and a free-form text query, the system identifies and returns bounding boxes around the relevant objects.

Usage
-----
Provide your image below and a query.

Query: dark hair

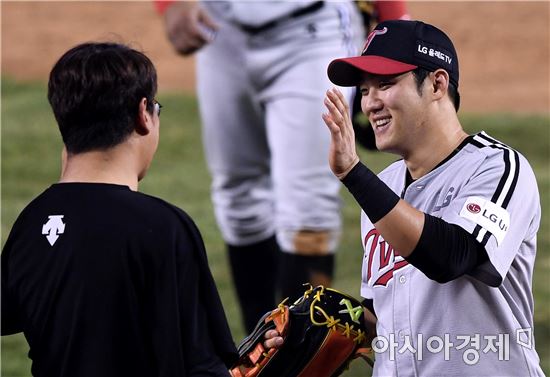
[47,42,157,153]
[412,67,460,112]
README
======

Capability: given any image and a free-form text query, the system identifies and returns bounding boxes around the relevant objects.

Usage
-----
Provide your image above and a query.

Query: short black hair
[48,42,158,153]
[412,67,460,112]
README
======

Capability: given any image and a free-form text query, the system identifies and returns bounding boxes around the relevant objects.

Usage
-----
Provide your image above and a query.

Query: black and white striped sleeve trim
[470,132,520,246]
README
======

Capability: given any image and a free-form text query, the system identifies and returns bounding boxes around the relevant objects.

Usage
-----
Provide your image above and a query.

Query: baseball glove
[230,285,375,377]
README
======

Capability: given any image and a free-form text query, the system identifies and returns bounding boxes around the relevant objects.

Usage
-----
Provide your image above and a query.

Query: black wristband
[341,162,400,223]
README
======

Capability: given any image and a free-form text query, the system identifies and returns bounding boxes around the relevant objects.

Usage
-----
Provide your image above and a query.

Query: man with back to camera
[1,42,239,377]
[320,20,543,374]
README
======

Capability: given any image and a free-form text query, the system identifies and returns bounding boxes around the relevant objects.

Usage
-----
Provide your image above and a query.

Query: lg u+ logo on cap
[417,43,453,65]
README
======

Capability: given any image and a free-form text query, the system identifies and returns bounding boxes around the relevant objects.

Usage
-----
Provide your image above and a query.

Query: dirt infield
[2,1,548,113]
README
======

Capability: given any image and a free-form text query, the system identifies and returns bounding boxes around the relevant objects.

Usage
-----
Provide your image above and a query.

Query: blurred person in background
[158,0,409,333]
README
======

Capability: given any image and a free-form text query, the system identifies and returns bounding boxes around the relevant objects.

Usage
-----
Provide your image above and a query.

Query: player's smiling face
[360,71,429,156]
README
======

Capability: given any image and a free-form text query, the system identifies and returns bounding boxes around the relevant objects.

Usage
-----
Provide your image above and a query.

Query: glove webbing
[237,311,276,356]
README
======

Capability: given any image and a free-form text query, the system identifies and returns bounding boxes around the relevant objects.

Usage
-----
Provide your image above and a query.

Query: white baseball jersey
[196,1,363,250]
[213,1,322,28]
[360,132,543,375]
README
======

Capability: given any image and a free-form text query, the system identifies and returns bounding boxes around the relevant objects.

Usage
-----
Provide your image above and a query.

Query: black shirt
[2,183,238,377]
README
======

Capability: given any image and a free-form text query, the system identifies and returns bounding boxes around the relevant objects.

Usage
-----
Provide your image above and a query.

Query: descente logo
[417,43,453,65]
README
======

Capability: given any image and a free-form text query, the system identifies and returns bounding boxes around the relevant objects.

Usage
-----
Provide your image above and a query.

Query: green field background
[1,79,548,376]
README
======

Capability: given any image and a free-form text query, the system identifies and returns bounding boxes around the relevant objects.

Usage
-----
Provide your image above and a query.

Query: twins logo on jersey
[364,228,409,287]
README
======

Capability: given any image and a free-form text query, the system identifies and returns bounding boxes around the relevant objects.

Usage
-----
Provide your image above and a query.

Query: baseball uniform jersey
[360,132,543,375]
[196,1,364,251]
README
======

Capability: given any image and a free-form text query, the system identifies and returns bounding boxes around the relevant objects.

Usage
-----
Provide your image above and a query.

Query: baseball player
[1,42,238,377]
[322,20,543,374]
[158,0,409,334]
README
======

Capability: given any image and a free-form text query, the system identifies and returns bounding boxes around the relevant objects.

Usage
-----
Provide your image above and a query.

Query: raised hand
[322,88,360,180]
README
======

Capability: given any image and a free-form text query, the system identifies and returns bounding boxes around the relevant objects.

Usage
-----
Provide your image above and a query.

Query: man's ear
[136,97,151,136]
[432,69,450,100]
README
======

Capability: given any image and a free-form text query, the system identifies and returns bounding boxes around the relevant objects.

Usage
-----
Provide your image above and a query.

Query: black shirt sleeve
[1,233,23,335]
[405,214,489,283]
[175,209,238,371]
[176,233,232,376]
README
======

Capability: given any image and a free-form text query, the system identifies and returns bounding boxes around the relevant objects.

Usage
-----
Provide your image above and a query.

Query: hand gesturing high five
[322,88,361,180]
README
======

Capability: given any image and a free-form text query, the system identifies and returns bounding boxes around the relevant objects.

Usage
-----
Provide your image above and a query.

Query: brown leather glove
[230,285,375,377]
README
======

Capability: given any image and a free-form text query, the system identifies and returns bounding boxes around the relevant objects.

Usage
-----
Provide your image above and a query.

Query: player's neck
[59,146,140,191]
[404,123,468,180]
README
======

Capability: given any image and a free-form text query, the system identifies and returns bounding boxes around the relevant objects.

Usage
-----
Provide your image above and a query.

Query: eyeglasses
[153,100,163,117]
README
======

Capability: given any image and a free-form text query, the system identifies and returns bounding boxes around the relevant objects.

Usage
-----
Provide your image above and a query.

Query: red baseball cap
[328,20,459,88]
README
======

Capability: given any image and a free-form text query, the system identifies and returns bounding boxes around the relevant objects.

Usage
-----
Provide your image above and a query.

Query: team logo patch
[434,187,455,212]
[466,203,481,214]
[460,196,510,246]
[362,27,388,54]
[363,228,409,287]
